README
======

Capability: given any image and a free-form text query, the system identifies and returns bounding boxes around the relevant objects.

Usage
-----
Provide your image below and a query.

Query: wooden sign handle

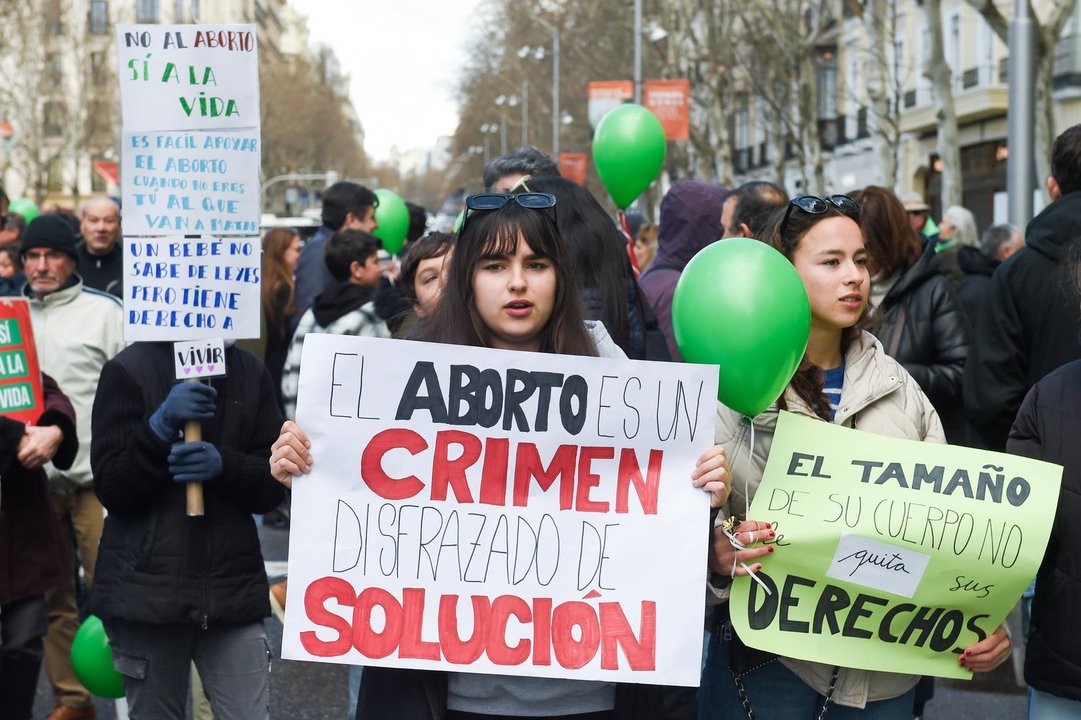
[185,419,204,517]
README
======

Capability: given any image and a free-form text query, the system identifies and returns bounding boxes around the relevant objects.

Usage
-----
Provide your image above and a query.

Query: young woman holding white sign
[698,196,1012,719]
[271,193,731,720]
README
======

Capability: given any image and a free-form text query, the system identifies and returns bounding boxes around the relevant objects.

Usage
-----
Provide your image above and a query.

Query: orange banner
[559,153,588,185]
[587,80,634,129]
[643,79,690,141]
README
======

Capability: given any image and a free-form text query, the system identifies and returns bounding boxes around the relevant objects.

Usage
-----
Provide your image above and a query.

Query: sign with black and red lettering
[280,334,719,686]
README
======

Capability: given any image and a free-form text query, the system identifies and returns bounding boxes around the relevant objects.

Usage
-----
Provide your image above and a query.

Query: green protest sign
[730,412,1062,679]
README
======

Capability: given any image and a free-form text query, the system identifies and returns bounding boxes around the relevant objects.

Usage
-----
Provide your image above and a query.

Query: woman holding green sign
[698,196,1011,719]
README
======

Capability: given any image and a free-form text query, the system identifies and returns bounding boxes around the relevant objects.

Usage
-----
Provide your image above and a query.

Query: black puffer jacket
[90,342,285,626]
[868,244,970,442]
[1007,360,1081,701]
[955,246,999,327]
[581,280,671,361]
[964,192,1081,451]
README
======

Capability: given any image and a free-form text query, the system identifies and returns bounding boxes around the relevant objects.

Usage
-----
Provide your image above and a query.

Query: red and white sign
[281,334,718,686]
[643,80,690,141]
[588,80,634,129]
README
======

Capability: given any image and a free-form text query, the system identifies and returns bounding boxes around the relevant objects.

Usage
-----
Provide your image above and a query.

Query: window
[136,0,160,23]
[816,48,838,120]
[89,0,109,35]
[43,101,66,137]
[47,156,66,193]
[45,53,63,85]
[46,0,63,34]
[174,0,199,22]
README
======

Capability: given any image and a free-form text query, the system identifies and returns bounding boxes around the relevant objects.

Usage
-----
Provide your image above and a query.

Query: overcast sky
[292,0,482,163]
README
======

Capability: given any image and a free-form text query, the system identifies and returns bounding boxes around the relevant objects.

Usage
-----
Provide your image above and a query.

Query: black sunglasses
[780,194,860,236]
[460,192,556,234]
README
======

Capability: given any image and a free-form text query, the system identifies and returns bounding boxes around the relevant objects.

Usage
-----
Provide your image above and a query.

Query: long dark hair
[759,200,868,420]
[261,228,297,332]
[850,186,922,277]
[526,175,636,354]
[413,201,597,357]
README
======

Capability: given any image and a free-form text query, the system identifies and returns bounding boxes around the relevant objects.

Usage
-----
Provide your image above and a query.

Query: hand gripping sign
[280,334,719,687]
[730,412,1061,679]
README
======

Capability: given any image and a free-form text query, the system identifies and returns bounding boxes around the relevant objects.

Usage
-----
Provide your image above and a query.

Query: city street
[34,521,1029,719]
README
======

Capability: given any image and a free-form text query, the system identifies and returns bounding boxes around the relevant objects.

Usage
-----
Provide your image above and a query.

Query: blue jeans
[698,625,915,720]
[1029,688,1081,719]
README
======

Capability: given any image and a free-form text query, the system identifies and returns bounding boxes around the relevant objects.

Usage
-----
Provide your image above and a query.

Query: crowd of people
[2,122,1080,720]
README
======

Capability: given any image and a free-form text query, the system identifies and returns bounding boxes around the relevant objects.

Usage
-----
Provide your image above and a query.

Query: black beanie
[20,215,78,260]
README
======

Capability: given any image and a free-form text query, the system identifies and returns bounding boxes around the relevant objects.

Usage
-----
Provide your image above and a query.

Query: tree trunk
[1035,30,1057,196]
[922,0,963,208]
[864,0,898,187]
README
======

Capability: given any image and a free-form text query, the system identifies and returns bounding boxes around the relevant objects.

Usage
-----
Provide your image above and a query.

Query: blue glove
[149,383,218,441]
[168,441,222,483]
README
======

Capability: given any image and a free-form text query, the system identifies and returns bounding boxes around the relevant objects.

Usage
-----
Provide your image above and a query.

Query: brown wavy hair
[758,199,869,420]
[412,201,597,357]
[261,228,297,331]
[850,186,922,277]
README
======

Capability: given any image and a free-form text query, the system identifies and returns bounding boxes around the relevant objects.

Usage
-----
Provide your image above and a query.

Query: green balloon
[592,104,667,209]
[672,238,811,417]
[71,615,125,699]
[372,188,409,255]
[8,197,40,223]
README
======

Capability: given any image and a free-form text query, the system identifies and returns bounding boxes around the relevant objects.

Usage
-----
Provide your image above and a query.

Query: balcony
[1054,34,1081,90]
[900,84,1007,134]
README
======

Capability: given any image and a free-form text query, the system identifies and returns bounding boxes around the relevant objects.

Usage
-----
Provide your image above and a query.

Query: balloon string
[735,417,770,595]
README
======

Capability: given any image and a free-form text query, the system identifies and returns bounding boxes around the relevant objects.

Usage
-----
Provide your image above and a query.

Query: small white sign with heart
[173,339,228,380]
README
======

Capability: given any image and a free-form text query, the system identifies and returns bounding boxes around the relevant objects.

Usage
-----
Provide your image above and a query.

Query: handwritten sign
[0,300,43,424]
[280,334,718,686]
[173,338,227,380]
[730,412,1061,679]
[123,235,260,341]
[121,129,260,235]
[116,24,260,131]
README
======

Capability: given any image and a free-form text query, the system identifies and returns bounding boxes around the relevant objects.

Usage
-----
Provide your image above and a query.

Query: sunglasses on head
[780,194,860,235]
[460,192,556,234]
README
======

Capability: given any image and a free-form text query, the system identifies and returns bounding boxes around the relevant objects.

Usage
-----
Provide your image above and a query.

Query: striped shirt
[823,362,845,421]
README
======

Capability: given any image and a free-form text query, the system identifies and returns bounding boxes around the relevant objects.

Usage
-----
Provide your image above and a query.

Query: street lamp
[495,94,519,156]
[517,21,561,155]
[480,123,499,164]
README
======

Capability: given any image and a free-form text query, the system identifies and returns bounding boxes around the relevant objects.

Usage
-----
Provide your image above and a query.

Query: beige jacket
[711,331,945,709]
[27,278,125,490]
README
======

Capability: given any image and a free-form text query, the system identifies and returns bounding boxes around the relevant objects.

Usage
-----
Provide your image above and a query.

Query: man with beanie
[20,214,124,720]
[639,182,729,360]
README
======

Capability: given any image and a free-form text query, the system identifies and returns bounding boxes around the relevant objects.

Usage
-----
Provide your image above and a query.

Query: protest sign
[0,299,43,424]
[123,235,260,341]
[116,24,260,131]
[730,411,1061,679]
[173,339,227,380]
[121,128,260,235]
[280,334,718,686]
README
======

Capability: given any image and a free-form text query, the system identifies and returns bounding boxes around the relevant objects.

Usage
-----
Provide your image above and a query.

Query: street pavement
[34,521,1028,719]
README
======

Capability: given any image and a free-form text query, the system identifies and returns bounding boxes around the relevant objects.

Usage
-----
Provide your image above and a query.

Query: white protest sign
[116,24,260,131]
[122,129,260,236]
[173,339,228,380]
[281,334,718,687]
[123,235,260,341]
